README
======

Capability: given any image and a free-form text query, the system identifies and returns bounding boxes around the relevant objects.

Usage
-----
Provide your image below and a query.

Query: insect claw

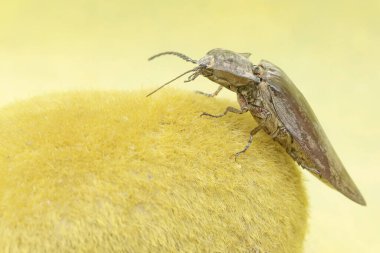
[230,152,243,161]
[234,153,240,162]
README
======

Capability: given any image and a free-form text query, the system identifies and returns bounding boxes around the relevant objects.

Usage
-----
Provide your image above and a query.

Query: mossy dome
[0,90,308,252]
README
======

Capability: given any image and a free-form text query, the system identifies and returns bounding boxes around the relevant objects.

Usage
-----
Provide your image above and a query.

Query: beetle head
[197,48,260,87]
[146,49,259,97]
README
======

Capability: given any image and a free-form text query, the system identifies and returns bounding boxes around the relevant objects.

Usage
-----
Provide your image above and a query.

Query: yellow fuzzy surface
[0,90,308,253]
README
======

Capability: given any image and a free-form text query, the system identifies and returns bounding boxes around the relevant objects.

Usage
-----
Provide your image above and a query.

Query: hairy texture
[0,90,308,253]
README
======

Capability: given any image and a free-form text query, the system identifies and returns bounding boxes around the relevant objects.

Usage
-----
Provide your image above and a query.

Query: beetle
[147,48,366,206]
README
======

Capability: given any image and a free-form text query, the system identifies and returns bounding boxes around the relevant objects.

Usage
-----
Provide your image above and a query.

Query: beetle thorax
[237,84,259,105]
[204,69,253,92]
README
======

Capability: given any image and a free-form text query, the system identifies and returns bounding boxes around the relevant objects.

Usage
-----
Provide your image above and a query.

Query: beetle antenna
[148,51,197,64]
[146,67,201,97]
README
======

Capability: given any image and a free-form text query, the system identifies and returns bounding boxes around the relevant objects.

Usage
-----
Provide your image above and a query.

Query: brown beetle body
[147,48,366,205]
[257,61,366,205]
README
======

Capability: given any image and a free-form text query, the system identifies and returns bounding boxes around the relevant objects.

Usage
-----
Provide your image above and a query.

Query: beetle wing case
[260,60,366,205]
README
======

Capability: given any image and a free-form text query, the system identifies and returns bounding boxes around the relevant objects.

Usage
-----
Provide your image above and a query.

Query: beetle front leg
[196,86,223,98]
[200,105,249,118]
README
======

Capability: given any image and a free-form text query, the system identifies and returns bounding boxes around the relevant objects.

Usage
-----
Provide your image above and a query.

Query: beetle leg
[184,71,201,82]
[234,110,271,160]
[200,105,249,118]
[302,164,322,178]
[233,125,263,160]
[196,86,223,98]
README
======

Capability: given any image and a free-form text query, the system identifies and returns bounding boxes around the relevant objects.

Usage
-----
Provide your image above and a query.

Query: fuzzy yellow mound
[0,90,308,253]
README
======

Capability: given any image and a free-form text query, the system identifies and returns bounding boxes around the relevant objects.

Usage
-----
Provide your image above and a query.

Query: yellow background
[0,0,379,252]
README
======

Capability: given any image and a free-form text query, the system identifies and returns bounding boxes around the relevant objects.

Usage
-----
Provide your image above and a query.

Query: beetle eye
[253,66,261,75]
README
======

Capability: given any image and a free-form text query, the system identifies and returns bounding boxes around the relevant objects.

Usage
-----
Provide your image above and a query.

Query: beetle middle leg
[196,86,223,98]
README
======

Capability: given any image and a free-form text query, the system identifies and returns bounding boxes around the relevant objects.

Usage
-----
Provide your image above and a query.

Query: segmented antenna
[148,51,197,64]
[146,67,201,97]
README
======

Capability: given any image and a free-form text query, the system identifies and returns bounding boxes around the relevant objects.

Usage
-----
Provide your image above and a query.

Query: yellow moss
[0,90,308,253]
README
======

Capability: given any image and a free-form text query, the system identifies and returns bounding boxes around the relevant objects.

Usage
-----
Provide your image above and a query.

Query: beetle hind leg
[233,125,263,160]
